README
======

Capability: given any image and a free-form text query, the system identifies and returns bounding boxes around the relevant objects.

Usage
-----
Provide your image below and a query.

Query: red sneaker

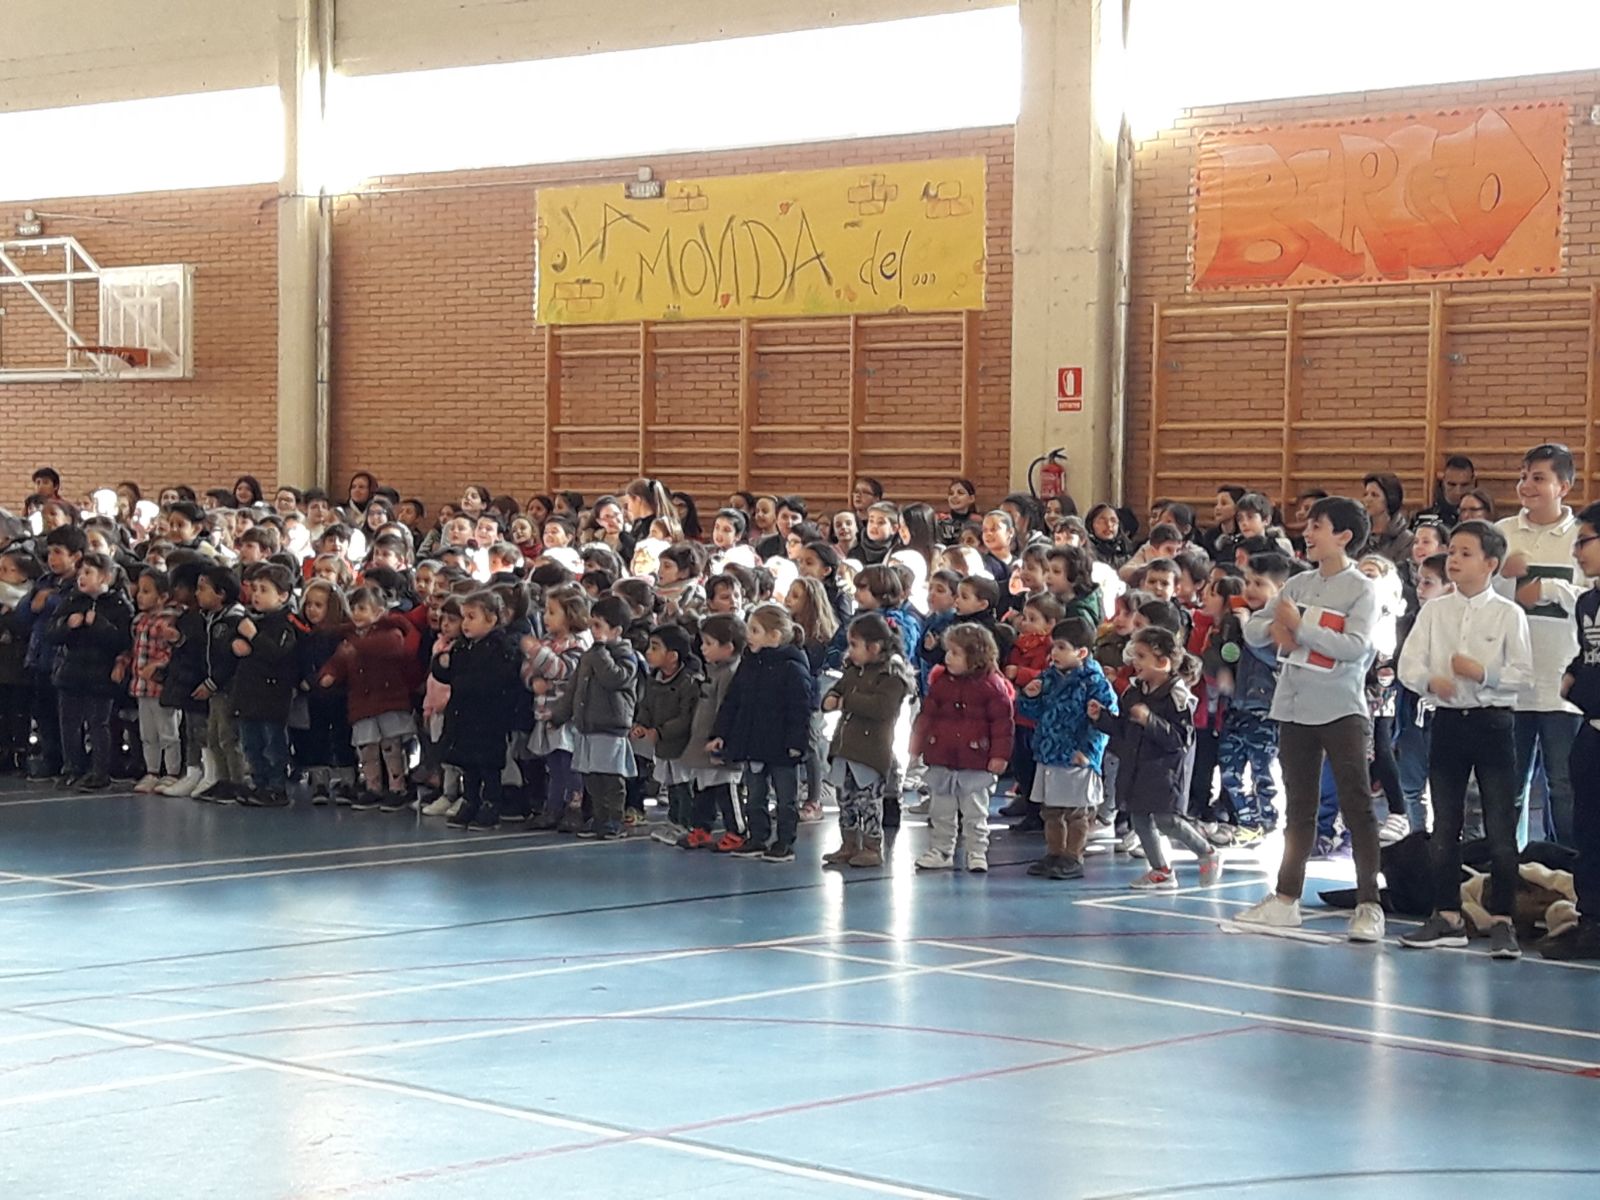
[682,828,714,849]
[713,831,747,854]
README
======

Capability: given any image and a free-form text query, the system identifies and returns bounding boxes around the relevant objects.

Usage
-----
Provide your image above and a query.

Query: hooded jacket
[636,663,703,761]
[321,613,414,722]
[1017,657,1116,771]
[678,655,740,772]
[715,643,814,765]
[46,586,134,697]
[550,638,640,736]
[1091,674,1196,815]
[827,652,915,774]
[914,666,1016,773]
[432,627,523,767]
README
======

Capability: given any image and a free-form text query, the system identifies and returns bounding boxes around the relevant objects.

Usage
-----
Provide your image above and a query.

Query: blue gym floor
[2,778,1598,1199]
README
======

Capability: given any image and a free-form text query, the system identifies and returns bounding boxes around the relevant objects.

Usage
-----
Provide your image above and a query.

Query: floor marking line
[921,936,1600,1044]
[295,1025,1262,1198]
[0,838,625,902]
[938,965,1600,1073]
[296,957,1022,1064]
[50,830,548,878]
[93,933,828,1034]
[0,871,104,891]
[10,1014,961,1199]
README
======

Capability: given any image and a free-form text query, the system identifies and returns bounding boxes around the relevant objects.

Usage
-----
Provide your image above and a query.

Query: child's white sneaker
[965,851,988,873]
[444,797,463,818]
[159,766,204,797]
[133,774,161,794]
[1198,854,1225,886]
[1234,895,1302,929]
[420,795,452,817]
[915,848,954,870]
[651,823,686,845]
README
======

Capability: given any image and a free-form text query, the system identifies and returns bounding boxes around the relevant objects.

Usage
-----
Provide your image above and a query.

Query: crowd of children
[0,448,1596,962]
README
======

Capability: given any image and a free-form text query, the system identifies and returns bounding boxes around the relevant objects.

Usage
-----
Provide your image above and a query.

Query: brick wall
[1130,70,1600,519]
[0,186,278,511]
[330,126,1014,513]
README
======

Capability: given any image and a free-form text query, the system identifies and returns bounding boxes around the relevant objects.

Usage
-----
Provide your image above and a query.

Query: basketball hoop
[74,345,151,367]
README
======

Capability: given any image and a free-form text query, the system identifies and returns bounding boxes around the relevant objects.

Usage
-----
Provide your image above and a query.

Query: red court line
[287,1024,1259,1198]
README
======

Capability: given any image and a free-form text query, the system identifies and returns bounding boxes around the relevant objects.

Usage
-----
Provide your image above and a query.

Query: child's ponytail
[1131,625,1201,686]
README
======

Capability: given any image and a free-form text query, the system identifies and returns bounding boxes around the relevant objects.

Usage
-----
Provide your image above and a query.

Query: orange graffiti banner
[1192,104,1568,291]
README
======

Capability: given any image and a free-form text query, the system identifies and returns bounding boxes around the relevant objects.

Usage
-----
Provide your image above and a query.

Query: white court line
[1081,890,1600,973]
[0,790,141,808]
[32,933,829,1037]
[0,837,623,903]
[941,964,1600,1073]
[52,831,548,879]
[917,936,1600,1045]
[0,871,104,892]
[299,954,1023,1064]
[80,1026,959,1198]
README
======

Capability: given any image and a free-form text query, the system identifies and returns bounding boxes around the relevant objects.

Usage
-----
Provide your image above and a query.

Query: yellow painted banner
[536,157,987,325]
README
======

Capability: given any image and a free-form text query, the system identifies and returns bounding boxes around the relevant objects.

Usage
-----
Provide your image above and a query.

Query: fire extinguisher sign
[1057,366,1083,412]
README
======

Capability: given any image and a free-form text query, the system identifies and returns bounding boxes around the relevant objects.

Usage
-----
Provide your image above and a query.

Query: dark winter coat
[45,587,133,697]
[1091,675,1196,816]
[159,606,208,711]
[201,603,248,696]
[432,628,522,768]
[550,639,640,736]
[323,613,415,722]
[716,643,814,765]
[914,666,1015,772]
[231,606,302,723]
[827,653,914,774]
[18,572,74,675]
[636,664,702,761]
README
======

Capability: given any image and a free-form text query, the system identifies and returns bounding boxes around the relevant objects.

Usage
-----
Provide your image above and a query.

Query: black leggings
[1370,715,1404,817]
[460,766,503,821]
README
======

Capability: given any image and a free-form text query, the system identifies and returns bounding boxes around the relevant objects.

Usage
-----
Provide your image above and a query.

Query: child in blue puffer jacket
[1017,616,1116,880]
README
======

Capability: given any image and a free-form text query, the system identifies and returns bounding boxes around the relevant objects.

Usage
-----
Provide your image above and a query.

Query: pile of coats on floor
[1322,832,1581,952]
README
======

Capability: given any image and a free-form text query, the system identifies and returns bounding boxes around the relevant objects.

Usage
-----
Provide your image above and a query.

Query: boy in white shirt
[1495,443,1584,846]
[1399,521,1533,959]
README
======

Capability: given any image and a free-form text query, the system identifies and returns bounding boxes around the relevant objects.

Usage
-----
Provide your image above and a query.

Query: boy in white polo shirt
[1496,443,1584,846]
[1398,521,1533,960]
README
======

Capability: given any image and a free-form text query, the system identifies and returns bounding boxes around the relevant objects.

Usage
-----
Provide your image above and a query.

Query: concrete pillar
[1008,0,1122,507]
[275,0,323,489]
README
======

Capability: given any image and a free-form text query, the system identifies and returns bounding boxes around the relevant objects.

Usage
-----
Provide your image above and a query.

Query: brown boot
[822,829,861,866]
[848,837,884,868]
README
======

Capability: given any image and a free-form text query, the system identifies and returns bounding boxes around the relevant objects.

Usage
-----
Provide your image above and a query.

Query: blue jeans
[744,762,799,847]
[1514,711,1581,846]
[238,718,291,790]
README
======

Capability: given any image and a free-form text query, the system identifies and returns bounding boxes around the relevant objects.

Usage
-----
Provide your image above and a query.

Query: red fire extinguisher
[1029,449,1068,500]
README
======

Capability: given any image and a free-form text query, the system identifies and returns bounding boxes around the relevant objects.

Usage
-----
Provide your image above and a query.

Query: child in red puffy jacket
[914,621,1014,872]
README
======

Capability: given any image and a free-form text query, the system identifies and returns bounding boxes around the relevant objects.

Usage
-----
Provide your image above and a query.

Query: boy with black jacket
[433,590,523,830]
[194,565,250,801]
[14,525,86,779]
[1552,501,1600,960]
[46,552,133,790]
[232,563,302,807]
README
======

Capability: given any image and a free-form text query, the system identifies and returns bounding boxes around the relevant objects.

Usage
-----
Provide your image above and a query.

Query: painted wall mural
[1191,104,1568,291]
[536,157,987,324]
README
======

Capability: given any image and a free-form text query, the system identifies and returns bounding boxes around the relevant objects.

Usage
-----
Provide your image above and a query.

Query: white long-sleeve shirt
[1494,508,1583,713]
[1398,584,1534,709]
